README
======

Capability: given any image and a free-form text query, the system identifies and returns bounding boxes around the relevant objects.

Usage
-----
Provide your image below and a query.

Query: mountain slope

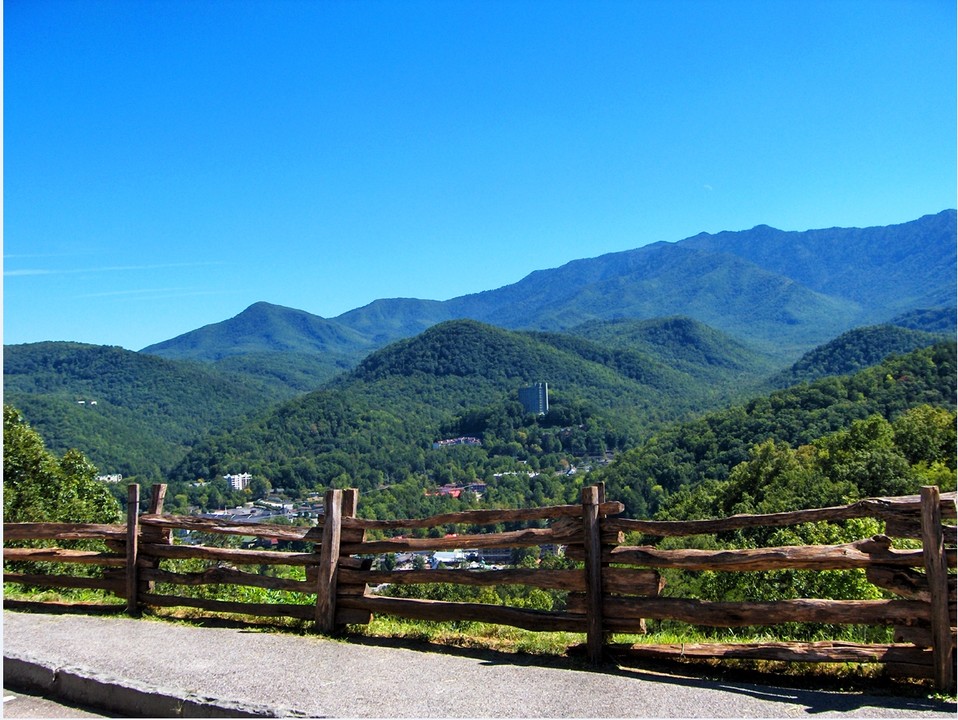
[591,341,957,517]
[566,316,779,383]
[3,342,285,481]
[168,319,761,494]
[441,244,859,357]
[679,210,956,317]
[333,319,719,423]
[333,211,954,359]
[142,301,374,362]
[770,324,952,388]
[887,307,957,335]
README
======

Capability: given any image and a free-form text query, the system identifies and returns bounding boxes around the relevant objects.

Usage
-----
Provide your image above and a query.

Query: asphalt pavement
[4,686,113,718]
[3,609,955,718]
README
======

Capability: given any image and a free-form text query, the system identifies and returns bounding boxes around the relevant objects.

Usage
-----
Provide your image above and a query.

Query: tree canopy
[3,405,120,523]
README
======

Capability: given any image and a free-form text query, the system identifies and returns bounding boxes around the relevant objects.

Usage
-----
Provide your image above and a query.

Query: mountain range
[4,210,955,500]
[142,210,957,370]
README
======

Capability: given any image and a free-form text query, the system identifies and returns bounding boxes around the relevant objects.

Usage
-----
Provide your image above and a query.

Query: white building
[224,472,253,491]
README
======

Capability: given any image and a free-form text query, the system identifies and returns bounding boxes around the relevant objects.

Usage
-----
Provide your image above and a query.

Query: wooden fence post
[582,484,605,664]
[139,484,169,599]
[342,488,359,519]
[148,483,167,515]
[920,485,955,693]
[315,488,343,633]
[336,488,373,627]
[125,483,140,616]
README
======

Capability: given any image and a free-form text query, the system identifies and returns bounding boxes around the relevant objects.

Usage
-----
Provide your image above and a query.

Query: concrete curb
[4,653,311,718]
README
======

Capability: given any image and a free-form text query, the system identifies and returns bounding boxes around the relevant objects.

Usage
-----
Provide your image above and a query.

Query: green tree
[892,405,957,471]
[813,415,914,497]
[3,405,120,523]
[248,475,272,500]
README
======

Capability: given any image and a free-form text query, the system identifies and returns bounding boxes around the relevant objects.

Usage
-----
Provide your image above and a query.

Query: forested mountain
[141,211,956,368]
[3,342,287,481]
[143,301,374,361]
[140,302,370,392]
[887,307,957,334]
[162,315,956,521]
[0,317,779,494]
[769,324,953,388]
[591,341,957,518]
[566,316,778,387]
[167,319,761,501]
[678,210,956,316]
[208,351,352,396]
[9,311,956,510]
[437,243,858,359]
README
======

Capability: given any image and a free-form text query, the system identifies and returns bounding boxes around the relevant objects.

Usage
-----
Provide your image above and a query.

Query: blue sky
[5,0,956,351]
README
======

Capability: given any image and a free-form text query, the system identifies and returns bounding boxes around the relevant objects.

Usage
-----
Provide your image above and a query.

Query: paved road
[3,610,955,718]
[4,687,113,718]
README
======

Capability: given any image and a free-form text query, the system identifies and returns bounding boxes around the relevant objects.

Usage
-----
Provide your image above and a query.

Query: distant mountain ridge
[680,211,956,312]
[139,209,955,365]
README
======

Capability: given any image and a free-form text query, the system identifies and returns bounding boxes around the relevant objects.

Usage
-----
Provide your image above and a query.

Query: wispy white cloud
[78,287,232,300]
[4,261,225,277]
[3,250,100,259]
[4,268,58,276]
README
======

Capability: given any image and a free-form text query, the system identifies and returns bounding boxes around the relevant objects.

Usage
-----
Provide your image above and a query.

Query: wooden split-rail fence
[3,483,956,692]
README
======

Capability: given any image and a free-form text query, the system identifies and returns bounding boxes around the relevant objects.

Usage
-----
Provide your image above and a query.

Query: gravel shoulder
[3,609,955,718]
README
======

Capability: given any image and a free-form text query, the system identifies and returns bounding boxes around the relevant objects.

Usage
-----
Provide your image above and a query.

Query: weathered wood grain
[582,485,604,663]
[608,641,933,665]
[339,567,585,591]
[921,485,956,693]
[600,596,930,630]
[867,565,956,605]
[338,594,587,632]
[140,515,315,541]
[126,484,140,614]
[895,625,933,647]
[605,492,956,538]
[139,543,321,566]
[3,572,125,594]
[315,489,343,632]
[340,525,582,555]
[607,537,934,571]
[338,501,624,532]
[3,523,127,541]
[3,548,127,566]
[603,568,665,596]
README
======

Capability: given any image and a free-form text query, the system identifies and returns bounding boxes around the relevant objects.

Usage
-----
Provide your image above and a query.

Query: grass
[348,613,587,655]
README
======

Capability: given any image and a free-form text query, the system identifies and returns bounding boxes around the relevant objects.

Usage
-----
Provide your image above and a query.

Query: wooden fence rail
[3,484,955,692]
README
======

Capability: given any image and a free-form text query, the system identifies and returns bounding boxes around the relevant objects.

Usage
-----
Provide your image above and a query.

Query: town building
[224,472,252,491]
[518,382,549,415]
[432,436,482,449]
